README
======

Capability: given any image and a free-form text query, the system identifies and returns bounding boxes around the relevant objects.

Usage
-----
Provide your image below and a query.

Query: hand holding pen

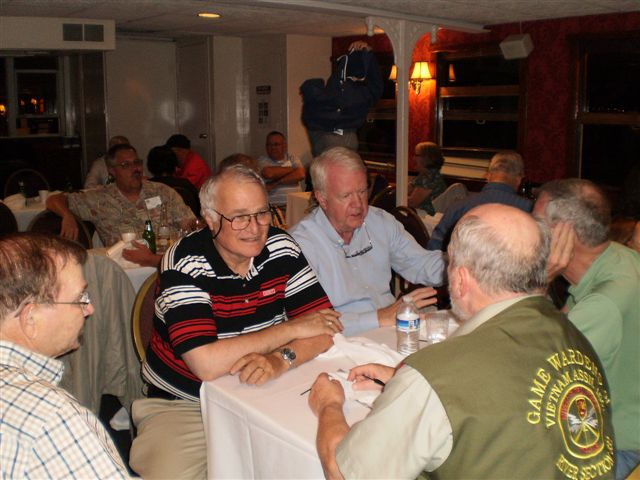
[348,363,395,391]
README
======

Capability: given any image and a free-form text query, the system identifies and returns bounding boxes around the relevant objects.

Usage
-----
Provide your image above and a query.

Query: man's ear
[18,303,38,341]
[454,265,472,299]
[315,191,327,210]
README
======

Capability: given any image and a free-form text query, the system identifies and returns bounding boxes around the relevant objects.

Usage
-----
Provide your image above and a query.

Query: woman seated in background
[407,141,447,216]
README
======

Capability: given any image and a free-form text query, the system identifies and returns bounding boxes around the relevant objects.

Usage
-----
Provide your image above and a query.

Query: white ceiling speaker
[499,33,534,60]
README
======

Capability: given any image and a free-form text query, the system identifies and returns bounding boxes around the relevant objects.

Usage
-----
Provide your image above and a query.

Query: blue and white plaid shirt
[0,341,130,479]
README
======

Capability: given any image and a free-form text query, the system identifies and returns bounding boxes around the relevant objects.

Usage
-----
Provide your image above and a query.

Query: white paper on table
[328,369,381,408]
[320,333,404,366]
[318,334,404,407]
[106,240,143,269]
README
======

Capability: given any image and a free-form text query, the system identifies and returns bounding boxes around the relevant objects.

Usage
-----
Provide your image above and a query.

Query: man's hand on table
[288,309,344,338]
[230,351,287,385]
[122,240,161,267]
[547,222,576,281]
[348,363,395,391]
[377,286,438,327]
[309,373,346,416]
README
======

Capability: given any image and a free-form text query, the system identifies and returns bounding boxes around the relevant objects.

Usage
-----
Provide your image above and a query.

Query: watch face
[282,348,296,362]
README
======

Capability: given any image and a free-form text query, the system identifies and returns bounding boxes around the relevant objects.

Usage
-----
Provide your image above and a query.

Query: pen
[362,375,386,387]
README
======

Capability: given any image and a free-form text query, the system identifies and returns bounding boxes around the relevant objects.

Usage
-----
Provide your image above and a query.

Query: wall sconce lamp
[388,65,397,81]
[410,61,432,94]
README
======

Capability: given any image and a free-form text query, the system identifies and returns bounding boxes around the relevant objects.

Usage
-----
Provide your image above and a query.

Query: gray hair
[105,143,137,168]
[311,147,367,194]
[199,163,266,220]
[448,214,550,296]
[488,151,525,177]
[539,178,610,247]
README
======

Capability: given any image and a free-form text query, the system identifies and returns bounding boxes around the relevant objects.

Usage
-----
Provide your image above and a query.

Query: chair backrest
[370,184,396,213]
[131,272,159,362]
[368,172,389,202]
[392,206,430,248]
[271,205,286,229]
[0,202,19,236]
[27,210,93,249]
[4,168,50,198]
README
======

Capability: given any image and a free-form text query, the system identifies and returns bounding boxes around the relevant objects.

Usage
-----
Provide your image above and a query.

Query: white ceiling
[0,0,638,39]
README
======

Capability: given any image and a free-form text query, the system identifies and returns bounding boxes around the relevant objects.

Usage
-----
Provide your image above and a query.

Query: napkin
[320,333,404,367]
[328,369,380,408]
[106,240,143,269]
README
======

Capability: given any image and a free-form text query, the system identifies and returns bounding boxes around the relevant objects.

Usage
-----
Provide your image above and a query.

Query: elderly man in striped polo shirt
[130,163,342,479]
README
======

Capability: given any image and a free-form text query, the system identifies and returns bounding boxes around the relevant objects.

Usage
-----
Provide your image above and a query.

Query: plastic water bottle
[396,295,420,355]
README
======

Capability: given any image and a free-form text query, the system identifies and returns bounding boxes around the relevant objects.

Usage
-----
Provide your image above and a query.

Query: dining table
[3,192,52,231]
[200,326,427,479]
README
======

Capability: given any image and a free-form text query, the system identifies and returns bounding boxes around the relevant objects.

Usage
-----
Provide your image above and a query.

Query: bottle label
[396,314,419,332]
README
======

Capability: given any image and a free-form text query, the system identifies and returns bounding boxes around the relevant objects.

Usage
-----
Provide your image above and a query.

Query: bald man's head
[448,203,549,297]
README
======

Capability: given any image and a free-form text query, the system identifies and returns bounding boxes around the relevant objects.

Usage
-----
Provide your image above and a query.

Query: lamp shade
[411,61,432,80]
[389,65,397,81]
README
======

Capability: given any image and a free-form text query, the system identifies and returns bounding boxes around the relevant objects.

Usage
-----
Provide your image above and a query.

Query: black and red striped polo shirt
[142,227,332,400]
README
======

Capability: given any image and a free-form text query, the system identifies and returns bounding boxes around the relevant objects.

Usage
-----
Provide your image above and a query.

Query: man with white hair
[0,233,130,478]
[427,150,531,251]
[129,164,343,479]
[309,204,615,480]
[534,178,640,479]
[290,147,445,336]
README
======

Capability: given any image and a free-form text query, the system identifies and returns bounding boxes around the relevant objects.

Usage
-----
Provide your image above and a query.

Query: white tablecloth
[201,327,401,479]
[3,193,48,231]
[286,191,312,229]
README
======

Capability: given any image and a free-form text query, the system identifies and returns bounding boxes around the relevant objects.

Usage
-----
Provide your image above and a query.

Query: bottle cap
[402,295,413,303]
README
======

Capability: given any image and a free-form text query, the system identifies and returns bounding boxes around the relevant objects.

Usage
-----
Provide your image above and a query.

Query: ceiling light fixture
[197,12,221,19]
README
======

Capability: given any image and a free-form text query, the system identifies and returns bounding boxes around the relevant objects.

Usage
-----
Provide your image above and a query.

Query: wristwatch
[278,347,297,368]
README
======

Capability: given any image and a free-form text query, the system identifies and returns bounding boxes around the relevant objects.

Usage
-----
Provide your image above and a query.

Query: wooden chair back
[131,272,159,362]
[392,206,430,248]
[370,184,396,214]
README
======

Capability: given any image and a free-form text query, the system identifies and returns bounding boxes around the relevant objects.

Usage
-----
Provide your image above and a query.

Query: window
[573,34,640,194]
[436,49,524,178]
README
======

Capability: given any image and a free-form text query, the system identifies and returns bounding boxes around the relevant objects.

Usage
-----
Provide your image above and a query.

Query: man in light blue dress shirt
[290,147,445,335]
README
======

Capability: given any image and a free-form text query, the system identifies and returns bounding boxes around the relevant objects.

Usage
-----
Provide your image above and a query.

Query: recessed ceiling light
[198,12,221,19]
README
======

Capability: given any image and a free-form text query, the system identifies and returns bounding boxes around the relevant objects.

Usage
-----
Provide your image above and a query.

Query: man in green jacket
[309,203,616,480]
[534,178,640,479]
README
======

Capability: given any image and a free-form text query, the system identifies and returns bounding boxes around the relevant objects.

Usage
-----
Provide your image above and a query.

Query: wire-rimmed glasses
[342,224,373,258]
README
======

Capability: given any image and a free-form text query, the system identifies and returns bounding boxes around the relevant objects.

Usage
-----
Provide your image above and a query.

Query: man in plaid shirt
[0,233,130,479]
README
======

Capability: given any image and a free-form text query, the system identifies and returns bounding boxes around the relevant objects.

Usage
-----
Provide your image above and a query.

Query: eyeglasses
[342,224,373,258]
[115,159,143,170]
[36,291,92,313]
[213,209,273,230]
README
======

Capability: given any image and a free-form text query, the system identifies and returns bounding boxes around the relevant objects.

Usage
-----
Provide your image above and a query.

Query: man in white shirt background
[257,131,305,208]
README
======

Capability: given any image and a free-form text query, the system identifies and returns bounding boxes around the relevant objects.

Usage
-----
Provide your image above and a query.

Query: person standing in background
[165,134,212,190]
[300,41,383,158]
[84,135,130,189]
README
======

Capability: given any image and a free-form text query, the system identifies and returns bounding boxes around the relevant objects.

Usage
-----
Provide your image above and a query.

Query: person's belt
[147,384,183,401]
